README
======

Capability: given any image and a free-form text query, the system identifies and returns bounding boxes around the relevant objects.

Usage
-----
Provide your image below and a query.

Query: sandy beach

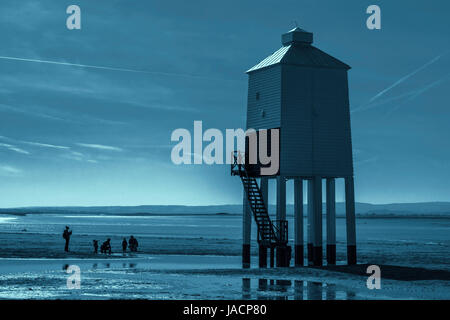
[0,213,449,300]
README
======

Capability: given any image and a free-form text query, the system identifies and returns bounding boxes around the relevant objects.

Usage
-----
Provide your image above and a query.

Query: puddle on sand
[242,278,358,300]
[60,264,359,300]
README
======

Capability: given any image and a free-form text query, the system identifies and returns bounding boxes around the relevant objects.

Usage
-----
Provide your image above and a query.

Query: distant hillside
[1,202,450,217]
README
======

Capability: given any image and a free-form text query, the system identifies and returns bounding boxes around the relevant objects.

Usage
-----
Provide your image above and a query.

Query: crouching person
[101,238,112,255]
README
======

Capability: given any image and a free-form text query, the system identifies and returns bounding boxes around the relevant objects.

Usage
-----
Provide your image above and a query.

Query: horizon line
[1,200,450,210]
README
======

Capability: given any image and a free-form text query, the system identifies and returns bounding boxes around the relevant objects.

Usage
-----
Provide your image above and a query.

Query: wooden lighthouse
[232,27,356,268]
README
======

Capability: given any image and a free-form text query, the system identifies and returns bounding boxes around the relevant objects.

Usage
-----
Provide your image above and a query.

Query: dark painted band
[295,245,304,267]
[242,244,250,268]
[307,243,313,262]
[269,247,275,268]
[276,247,283,267]
[313,246,323,266]
[326,244,336,265]
[259,245,267,268]
[347,245,357,265]
[276,246,291,268]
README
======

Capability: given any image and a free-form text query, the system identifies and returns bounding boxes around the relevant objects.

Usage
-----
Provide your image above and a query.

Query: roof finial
[293,20,298,28]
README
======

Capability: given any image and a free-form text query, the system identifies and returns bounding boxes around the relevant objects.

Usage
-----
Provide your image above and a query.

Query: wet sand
[0,255,449,300]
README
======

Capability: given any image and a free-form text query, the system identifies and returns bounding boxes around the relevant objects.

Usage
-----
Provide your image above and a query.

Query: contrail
[0,55,225,80]
[386,73,450,115]
[352,74,450,115]
[351,90,416,114]
[367,53,445,103]
[352,52,448,113]
[0,55,150,73]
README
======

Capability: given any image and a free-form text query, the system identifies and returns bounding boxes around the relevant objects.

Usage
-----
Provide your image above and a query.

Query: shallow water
[241,278,358,300]
[0,255,365,300]
[1,214,449,246]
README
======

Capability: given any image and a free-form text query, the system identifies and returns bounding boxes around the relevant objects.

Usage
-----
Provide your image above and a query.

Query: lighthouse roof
[247,27,350,73]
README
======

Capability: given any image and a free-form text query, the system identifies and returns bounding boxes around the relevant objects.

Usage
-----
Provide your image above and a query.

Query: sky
[0,0,449,207]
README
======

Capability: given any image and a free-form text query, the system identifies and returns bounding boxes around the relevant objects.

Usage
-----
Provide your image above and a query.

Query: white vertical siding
[280,65,353,177]
[246,65,282,130]
[280,66,314,176]
[246,64,353,178]
[311,68,353,177]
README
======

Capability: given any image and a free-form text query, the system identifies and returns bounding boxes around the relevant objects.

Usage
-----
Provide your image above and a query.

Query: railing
[273,220,288,244]
[231,150,288,246]
[230,151,244,176]
[256,219,274,244]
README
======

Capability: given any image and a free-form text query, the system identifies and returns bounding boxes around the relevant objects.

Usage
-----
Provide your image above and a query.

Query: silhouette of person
[128,236,134,252]
[93,240,99,254]
[122,238,127,254]
[101,238,112,255]
[62,226,72,252]
[134,237,138,252]
[129,236,138,252]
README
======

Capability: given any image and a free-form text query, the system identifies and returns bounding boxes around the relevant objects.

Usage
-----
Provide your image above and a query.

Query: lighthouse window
[256,92,260,100]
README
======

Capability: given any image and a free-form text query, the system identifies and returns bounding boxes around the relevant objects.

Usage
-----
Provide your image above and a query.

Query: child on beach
[93,240,99,254]
[100,238,112,255]
[122,238,127,254]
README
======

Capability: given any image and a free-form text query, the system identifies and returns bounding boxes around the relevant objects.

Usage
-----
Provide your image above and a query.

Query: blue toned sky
[0,0,449,207]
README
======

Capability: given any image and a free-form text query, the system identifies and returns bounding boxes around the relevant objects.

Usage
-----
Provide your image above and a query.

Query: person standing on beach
[122,238,127,254]
[128,236,138,252]
[62,226,72,252]
[93,240,99,254]
[133,237,139,252]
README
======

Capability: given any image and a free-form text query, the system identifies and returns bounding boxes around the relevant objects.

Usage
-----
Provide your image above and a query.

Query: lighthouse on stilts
[232,26,356,268]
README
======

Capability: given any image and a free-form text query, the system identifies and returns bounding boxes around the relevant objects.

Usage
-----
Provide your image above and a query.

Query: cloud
[124,101,199,113]
[61,151,83,162]
[0,136,110,164]
[0,164,22,177]
[23,141,70,150]
[355,156,379,167]
[0,102,127,126]
[60,151,96,163]
[0,135,71,151]
[76,143,123,152]
[0,143,30,155]
[0,103,67,122]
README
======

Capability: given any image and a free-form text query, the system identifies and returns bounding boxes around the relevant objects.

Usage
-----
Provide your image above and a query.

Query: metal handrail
[230,151,244,176]
[232,151,287,246]
[273,220,288,244]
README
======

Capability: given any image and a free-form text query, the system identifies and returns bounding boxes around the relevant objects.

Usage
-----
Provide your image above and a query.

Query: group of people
[63,226,139,255]
[92,239,113,255]
[123,236,139,253]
